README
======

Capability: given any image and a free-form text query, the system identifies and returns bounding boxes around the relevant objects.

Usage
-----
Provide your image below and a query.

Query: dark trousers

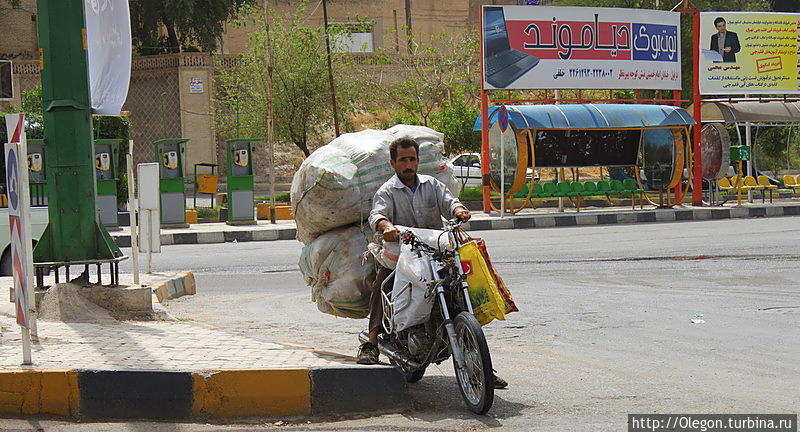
[369,264,395,339]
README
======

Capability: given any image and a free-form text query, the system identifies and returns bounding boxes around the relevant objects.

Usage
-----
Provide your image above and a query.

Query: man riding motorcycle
[359,137,507,389]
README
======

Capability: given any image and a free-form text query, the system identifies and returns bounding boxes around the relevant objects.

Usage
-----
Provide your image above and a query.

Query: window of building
[0,61,12,100]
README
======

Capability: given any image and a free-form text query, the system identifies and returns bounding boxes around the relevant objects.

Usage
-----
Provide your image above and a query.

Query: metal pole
[127,141,139,285]
[322,0,341,136]
[478,7,490,214]
[746,121,753,202]
[264,2,276,224]
[21,327,32,366]
[555,89,564,212]
[146,209,153,274]
[691,9,703,205]
[500,125,505,217]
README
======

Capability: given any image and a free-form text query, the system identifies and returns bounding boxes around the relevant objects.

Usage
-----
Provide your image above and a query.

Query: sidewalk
[0,277,406,420]
[112,200,800,247]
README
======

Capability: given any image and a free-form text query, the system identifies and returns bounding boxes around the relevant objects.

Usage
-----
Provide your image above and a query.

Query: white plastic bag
[291,125,461,244]
[298,225,374,318]
[391,242,436,332]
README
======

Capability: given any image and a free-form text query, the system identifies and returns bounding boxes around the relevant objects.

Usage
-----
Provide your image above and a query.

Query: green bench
[511,179,644,210]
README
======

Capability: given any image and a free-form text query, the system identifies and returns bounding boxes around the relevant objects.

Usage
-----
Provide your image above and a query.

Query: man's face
[716,21,726,33]
[391,145,419,183]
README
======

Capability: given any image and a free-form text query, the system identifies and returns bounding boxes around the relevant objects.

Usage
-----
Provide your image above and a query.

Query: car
[449,152,538,188]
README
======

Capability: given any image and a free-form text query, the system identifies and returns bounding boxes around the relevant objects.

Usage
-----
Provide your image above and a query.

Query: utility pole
[34,0,121,265]
[405,0,413,52]
[264,0,277,223]
[322,0,341,137]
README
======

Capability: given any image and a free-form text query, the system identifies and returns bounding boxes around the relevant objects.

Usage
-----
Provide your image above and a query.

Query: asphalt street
[5,217,799,431]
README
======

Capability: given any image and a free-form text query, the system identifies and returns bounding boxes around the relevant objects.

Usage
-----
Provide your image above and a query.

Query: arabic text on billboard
[481,6,681,90]
[699,12,800,95]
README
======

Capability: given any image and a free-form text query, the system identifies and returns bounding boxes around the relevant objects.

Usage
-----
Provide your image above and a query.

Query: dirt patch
[38,283,117,324]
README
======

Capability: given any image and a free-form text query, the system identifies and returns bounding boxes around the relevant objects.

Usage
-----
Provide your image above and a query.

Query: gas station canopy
[473,104,695,131]
[687,100,800,123]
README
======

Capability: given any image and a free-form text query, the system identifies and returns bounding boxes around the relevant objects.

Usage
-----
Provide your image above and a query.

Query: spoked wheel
[452,312,494,414]
[389,358,426,383]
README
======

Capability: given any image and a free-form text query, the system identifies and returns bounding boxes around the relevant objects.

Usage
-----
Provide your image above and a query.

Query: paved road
[6,217,799,431]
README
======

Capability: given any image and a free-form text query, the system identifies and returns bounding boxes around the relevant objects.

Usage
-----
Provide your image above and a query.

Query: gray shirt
[717,32,726,53]
[369,174,463,231]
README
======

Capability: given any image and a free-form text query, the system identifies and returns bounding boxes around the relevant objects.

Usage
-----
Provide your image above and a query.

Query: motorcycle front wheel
[452,312,494,414]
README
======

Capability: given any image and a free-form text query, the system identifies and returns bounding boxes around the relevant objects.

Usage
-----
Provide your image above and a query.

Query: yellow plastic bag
[458,240,506,326]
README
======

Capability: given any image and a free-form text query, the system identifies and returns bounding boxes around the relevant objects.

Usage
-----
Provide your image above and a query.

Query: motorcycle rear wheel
[452,312,494,414]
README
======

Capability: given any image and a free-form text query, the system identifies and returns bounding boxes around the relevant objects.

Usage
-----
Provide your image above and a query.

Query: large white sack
[298,225,374,319]
[291,125,461,244]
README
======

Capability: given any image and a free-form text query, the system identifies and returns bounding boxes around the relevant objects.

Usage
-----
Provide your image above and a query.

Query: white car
[449,152,537,188]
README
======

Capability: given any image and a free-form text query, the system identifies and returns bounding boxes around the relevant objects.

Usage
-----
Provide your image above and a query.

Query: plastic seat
[609,179,625,195]
[556,181,572,197]
[581,181,597,196]
[515,183,530,198]
[718,177,733,190]
[542,182,558,197]
[622,179,643,193]
[783,174,797,188]
[729,175,750,190]
[532,182,544,197]
[757,176,777,190]
[744,176,762,190]
[596,180,611,194]
[567,181,584,196]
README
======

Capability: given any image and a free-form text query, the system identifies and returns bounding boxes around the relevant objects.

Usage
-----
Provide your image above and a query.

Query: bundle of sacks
[293,125,462,318]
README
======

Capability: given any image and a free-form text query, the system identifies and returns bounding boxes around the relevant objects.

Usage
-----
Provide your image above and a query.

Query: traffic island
[0,316,407,420]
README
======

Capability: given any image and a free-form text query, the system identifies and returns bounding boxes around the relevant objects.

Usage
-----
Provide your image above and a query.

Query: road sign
[4,112,35,365]
[498,105,509,132]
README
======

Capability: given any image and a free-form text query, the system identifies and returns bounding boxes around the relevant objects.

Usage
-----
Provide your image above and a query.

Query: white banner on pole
[84,0,132,115]
[481,5,681,90]
[137,163,160,255]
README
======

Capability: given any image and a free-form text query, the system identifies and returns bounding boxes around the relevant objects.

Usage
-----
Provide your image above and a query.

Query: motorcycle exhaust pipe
[358,330,422,370]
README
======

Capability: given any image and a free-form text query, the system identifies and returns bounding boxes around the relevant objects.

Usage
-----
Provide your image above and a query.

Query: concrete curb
[111,203,800,246]
[152,271,197,303]
[0,366,406,420]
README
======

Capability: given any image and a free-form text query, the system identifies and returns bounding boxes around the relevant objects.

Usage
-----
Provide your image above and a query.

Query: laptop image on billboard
[483,6,540,89]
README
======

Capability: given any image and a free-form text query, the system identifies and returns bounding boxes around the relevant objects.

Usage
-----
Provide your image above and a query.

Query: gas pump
[26,139,47,207]
[94,139,122,229]
[224,139,259,225]
[152,138,189,227]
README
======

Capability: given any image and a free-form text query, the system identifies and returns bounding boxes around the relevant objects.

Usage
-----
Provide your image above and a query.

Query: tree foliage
[130,0,253,54]
[214,5,360,156]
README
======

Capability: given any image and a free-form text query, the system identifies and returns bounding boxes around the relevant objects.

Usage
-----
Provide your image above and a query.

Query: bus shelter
[474,104,696,211]
[689,99,800,204]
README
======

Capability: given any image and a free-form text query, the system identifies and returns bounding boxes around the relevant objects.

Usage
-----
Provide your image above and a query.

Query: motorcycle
[359,219,494,414]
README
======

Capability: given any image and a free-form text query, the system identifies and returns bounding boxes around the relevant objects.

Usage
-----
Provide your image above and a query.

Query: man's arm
[434,179,471,222]
[710,34,715,51]
[369,187,399,242]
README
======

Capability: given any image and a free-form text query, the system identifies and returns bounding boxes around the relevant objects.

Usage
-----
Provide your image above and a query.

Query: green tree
[375,32,479,128]
[214,5,360,156]
[129,0,253,55]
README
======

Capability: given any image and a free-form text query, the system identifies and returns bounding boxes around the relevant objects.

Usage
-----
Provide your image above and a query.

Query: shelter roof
[473,104,695,131]
[688,100,800,123]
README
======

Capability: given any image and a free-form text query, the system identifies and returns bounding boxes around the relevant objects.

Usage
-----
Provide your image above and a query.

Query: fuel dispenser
[26,139,47,207]
[224,139,259,225]
[153,138,189,226]
[94,139,122,229]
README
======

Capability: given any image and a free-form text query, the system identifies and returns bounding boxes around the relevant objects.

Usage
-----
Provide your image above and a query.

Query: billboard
[699,12,800,95]
[481,6,681,90]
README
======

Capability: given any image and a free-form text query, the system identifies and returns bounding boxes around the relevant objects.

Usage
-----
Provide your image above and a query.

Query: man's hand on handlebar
[454,206,471,222]
[377,219,399,242]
